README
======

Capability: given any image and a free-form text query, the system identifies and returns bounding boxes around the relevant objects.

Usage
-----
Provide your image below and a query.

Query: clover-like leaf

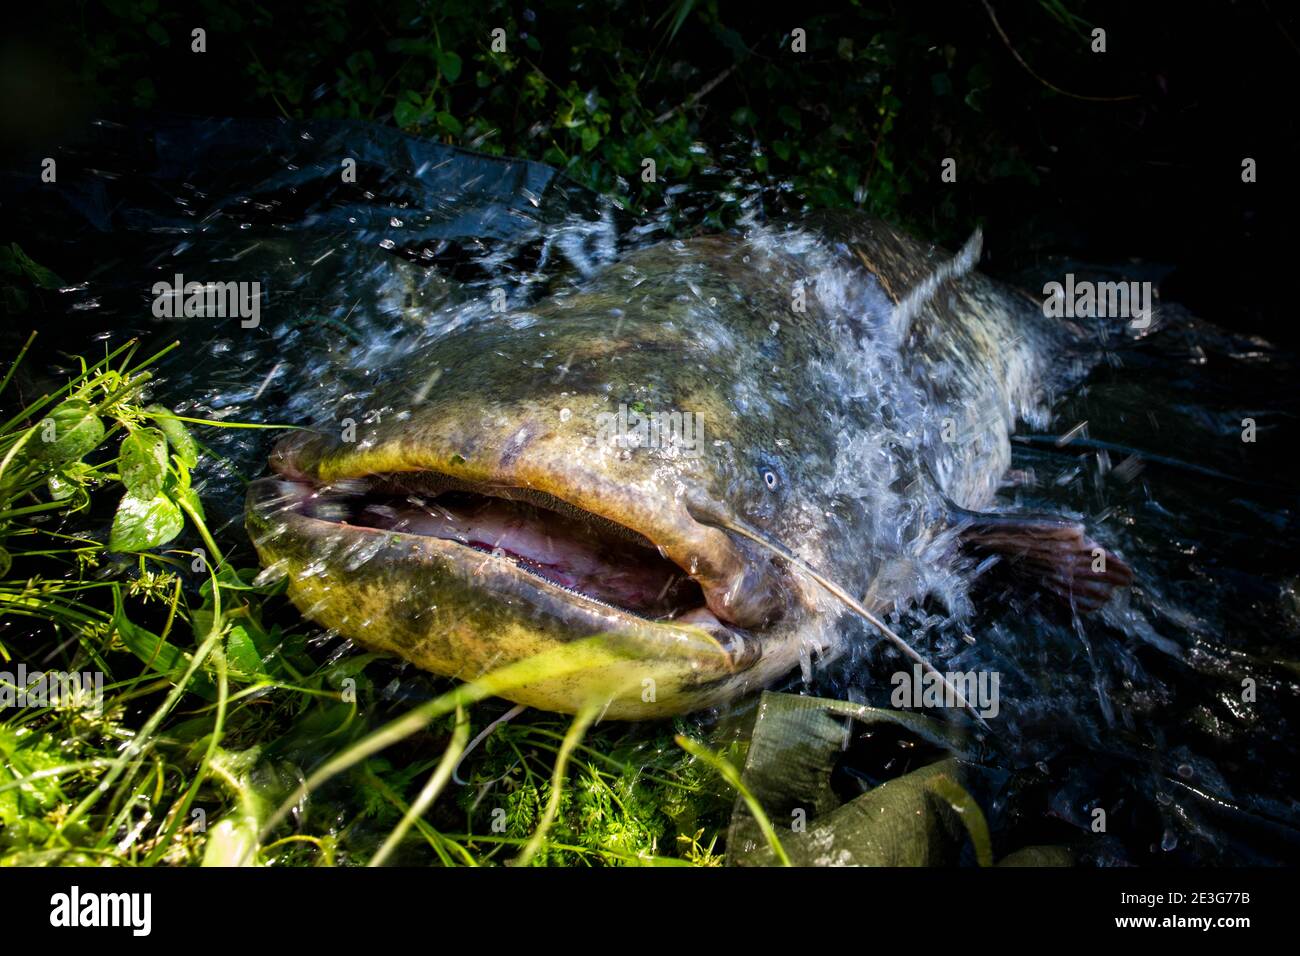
[109,492,184,552]
[30,398,104,464]
[438,51,462,83]
[120,427,168,499]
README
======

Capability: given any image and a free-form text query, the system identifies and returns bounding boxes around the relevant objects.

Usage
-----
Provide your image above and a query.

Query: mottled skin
[247,215,1085,718]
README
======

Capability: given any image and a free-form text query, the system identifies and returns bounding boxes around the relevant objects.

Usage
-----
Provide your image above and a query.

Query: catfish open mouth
[262,431,793,633]
[286,473,712,621]
[248,448,797,713]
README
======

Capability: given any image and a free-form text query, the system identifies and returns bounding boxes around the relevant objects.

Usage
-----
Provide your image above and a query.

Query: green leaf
[437,51,462,83]
[436,111,463,136]
[225,625,266,678]
[47,472,76,501]
[120,428,168,498]
[145,405,199,467]
[393,95,428,129]
[0,545,10,578]
[109,493,184,552]
[221,613,288,681]
[30,399,105,464]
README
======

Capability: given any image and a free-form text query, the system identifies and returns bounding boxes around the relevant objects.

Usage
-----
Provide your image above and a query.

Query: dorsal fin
[887,227,984,341]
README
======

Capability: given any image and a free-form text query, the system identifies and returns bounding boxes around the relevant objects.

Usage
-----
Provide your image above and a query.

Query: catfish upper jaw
[261,429,792,633]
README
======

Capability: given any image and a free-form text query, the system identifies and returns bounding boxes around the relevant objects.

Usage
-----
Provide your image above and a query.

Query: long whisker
[700,512,994,734]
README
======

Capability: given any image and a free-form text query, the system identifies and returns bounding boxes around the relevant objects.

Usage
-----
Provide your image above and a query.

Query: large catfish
[246,213,1133,718]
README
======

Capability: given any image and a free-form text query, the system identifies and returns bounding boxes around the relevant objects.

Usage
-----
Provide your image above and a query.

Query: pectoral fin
[954,508,1134,613]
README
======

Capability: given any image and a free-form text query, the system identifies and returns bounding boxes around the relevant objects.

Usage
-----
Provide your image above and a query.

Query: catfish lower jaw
[262,465,788,631]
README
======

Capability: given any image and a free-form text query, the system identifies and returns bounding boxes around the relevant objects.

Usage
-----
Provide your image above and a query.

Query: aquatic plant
[0,334,741,865]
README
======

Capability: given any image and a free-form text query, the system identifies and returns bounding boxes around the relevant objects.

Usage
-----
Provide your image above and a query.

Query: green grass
[0,334,740,866]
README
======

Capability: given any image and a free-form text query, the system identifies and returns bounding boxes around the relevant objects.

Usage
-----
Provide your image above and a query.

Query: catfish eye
[762,468,779,491]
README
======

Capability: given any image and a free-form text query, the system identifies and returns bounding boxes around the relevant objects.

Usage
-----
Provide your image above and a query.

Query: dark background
[2,0,1297,341]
